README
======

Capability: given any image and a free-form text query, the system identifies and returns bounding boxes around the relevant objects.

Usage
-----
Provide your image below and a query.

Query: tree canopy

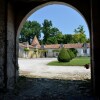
[19,20,41,44]
[42,19,52,44]
[19,20,89,45]
[74,25,85,34]
[72,25,87,43]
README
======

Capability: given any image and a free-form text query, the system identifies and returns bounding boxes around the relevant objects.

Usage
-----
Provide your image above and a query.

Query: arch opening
[17,1,92,98]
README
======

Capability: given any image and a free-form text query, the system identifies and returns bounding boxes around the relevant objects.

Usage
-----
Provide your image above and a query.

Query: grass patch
[47,57,90,66]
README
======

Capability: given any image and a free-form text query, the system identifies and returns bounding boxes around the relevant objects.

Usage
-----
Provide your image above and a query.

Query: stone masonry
[0,0,100,98]
[0,0,7,91]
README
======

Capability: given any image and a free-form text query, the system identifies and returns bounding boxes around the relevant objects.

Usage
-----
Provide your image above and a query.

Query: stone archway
[0,0,100,97]
[17,1,91,61]
[17,0,92,90]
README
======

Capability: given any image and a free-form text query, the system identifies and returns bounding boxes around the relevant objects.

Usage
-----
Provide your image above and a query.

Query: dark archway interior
[0,0,100,98]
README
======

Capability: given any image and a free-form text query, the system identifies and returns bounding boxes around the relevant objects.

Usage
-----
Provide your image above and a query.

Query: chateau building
[19,36,90,58]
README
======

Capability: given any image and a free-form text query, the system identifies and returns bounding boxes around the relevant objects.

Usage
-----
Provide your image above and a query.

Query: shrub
[70,48,77,57]
[67,49,75,59]
[70,50,75,58]
[58,48,70,62]
[24,47,29,52]
[34,49,38,53]
[67,49,73,60]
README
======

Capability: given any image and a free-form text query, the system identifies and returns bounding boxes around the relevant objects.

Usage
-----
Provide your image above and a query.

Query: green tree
[46,27,60,44]
[74,25,85,34]
[50,27,59,36]
[42,19,52,44]
[42,19,63,44]
[19,20,41,44]
[47,37,58,44]
[86,38,90,43]
[47,27,63,44]
[72,33,87,43]
[63,34,73,44]
[73,25,87,43]
[56,32,63,44]
[31,21,41,39]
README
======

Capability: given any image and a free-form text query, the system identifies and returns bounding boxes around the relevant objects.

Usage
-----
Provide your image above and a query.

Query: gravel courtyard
[19,58,91,80]
[2,58,95,100]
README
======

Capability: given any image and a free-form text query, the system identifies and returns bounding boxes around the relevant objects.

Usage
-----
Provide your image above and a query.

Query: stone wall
[92,0,100,96]
[0,0,99,97]
[7,2,17,90]
[0,1,18,91]
[0,0,7,91]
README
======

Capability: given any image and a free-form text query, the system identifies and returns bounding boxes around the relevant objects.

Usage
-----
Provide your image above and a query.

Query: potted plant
[24,47,30,52]
[24,47,30,58]
[84,64,89,69]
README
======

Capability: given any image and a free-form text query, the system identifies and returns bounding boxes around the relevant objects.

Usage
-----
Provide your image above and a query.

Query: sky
[28,4,90,38]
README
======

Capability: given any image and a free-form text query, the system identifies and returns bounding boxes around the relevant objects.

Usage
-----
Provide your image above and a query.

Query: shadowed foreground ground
[0,76,96,100]
[0,58,96,100]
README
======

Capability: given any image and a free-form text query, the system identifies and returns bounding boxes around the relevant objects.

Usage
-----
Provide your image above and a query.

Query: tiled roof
[31,35,40,46]
[19,42,90,49]
[45,44,60,49]
[83,43,90,48]
[64,43,82,48]
[19,43,26,48]
[44,43,90,49]
[19,43,33,48]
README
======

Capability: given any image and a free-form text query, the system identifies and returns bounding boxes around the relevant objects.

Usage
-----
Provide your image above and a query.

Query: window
[56,53,58,56]
[83,49,87,54]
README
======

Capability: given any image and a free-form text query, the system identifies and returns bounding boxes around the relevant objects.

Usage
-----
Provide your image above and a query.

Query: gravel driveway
[18,58,91,80]
[2,58,94,100]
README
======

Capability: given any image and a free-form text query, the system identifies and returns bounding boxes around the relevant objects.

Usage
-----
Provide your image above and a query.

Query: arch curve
[17,1,90,38]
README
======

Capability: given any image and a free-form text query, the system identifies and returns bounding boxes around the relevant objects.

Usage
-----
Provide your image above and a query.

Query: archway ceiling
[12,0,91,32]
[13,0,48,2]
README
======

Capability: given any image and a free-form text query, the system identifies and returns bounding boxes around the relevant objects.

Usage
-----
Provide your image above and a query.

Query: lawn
[47,57,90,66]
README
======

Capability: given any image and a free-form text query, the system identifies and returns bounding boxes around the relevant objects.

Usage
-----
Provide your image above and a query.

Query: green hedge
[58,48,70,62]
[67,49,75,59]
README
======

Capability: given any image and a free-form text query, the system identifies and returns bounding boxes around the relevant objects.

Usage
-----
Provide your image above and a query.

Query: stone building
[19,36,90,58]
